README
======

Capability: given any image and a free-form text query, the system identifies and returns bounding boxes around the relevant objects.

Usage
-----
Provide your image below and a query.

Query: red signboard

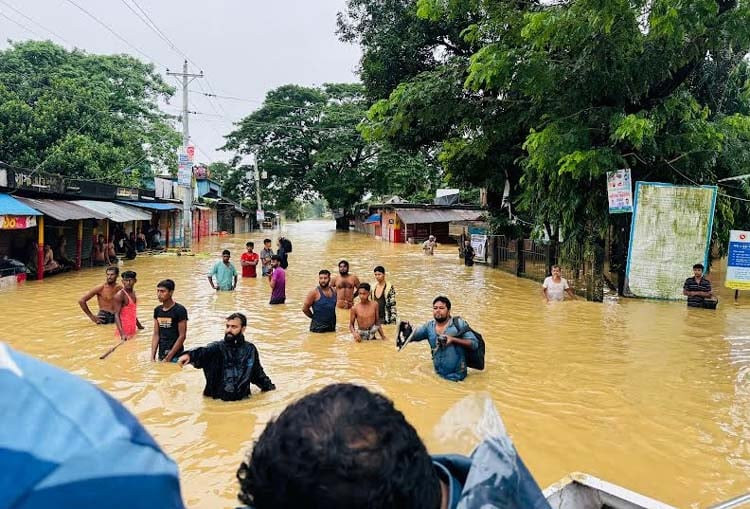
[0,215,37,229]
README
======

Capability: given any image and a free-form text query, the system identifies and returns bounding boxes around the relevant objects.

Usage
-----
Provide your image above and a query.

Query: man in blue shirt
[207,249,238,291]
[404,296,478,382]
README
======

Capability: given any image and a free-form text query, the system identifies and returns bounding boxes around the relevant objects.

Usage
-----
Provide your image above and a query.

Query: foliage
[0,40,180,185]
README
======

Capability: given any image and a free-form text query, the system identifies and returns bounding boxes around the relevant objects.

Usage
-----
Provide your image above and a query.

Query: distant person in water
[302,269,337,332]
[113,270,144,340]
[92,234,109,266]
[268,255,286,304]
[177,312,275,401]
[462,239,475,267]
[260,239,274,277]
[240,242,260,278]
[332,260,360,310]
[349,283,386,342]
[542,265,575,302]
[683,263,714,308]
[208,249,238,291]
[78,266,122,324]
[372,266,397,325]
[422,235,437,255]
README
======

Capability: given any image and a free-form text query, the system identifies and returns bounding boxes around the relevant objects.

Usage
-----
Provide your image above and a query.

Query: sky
[0,0,362,163]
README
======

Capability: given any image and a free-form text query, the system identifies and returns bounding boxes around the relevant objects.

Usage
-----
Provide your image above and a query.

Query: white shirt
[543,276,569,301]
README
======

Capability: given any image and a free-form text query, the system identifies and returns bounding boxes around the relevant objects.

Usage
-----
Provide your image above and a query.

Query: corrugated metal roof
[394,208,484,224]
[74,200,152,222]
[0,194,42,216]
[16,197,106,221]
[117,201,180,211]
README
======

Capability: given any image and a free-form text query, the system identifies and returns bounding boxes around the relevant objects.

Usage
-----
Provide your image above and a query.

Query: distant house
[358,203,484,244]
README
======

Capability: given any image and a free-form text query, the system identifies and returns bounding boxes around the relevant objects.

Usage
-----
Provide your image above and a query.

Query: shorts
[310,321,336,333]
[358,326,380,341]
[97,310,116,324]
[270,297,286,305]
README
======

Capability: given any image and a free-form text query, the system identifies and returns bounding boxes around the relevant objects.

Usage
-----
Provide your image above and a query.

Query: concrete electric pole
[167,60,203,249]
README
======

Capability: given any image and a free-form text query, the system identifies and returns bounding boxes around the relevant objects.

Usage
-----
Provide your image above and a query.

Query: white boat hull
[544,473,677,509]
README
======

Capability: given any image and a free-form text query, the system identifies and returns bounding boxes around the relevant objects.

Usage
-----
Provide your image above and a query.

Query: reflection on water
[2,220,750,508]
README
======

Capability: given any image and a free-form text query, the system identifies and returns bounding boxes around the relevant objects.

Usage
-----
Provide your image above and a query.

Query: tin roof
[15,197,106,221]
[394,208,484,224]
[73,200,152,222]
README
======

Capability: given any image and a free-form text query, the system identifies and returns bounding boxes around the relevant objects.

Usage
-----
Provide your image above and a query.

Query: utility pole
[167,60,202,249]
[254,160,263,223]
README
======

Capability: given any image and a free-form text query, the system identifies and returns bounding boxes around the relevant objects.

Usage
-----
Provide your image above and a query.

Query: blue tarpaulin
[364,214,381,224]
[118,200,180,211]
[0,194,42,216]
[0,343,184,509]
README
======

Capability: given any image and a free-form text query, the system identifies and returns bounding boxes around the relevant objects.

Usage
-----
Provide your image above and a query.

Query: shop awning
[394,208,484,224]
[118,201,180,211]
[16,197,107,221]
[73,200,152,222]
[364,213,381,224]
[0,194,42,216]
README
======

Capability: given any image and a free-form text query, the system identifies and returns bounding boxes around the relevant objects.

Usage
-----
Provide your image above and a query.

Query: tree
[0,40,180,185]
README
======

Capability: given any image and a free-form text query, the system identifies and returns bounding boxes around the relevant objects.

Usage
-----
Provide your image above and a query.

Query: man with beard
[177,312,276,401]
[302,269,337,332]
[331,260,360,310]
[78,266,122,324]
[400,296,479,382]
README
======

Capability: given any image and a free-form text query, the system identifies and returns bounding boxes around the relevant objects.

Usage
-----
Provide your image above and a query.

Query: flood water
[2,219,750,508]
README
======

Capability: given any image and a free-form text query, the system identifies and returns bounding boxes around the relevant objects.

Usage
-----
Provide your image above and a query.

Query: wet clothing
[115,291,138,339]
[683,276,712,307]
[186,338,275,401]
[463,244,475,266]
[543,276,570,301]
[410,317,479,382]
[270,268,286,304]
[240,252,259,278]
[372,282,397,324]
[357,325,380,341]
[209,261,237,291]
[277,246,288,269]
[260,248,274,276]
[97,310,115,325]
[154,303,188,360]
[310,286,337,332]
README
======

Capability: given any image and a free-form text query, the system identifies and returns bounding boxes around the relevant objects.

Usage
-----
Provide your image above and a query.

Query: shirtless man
[113,270,145,340]
[78,266,122,324]
[332,260,360,310]
[92,234,109,266]
[349,283,386,342]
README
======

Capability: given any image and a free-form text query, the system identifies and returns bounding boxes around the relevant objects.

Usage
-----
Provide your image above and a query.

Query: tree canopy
[0,40,180,186]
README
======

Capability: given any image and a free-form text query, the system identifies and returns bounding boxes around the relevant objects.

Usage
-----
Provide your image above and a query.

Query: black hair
[263,238,272,244]
[693,263,704,270]
[358,282,371,293]
[338,260,349,268]
[373,266,385,274]
[106,266,120,276]
[157,279,175,292]
[271,255,282,262]
[121,270,137,279]
[222,249,231,256]
[246,241,254,248]
[319,269,331,276]
[226,312,247,328]
[432,296,451,310]
[237,383,440,509]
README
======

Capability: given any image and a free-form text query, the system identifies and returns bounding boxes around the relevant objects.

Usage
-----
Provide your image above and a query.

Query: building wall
[382,210,402,243]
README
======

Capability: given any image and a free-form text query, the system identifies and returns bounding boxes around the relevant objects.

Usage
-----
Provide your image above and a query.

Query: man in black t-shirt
[151,279,188,362]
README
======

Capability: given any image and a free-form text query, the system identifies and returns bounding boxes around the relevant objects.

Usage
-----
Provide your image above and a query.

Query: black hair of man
[236,383,440,509]
[246,241,254,248]
[226,312,247,328]
[263,238,272,244]
[319,269,331,276]
[222,249,231,256]
[338,260,349,268]
[121,270,137,279]
[271,255,282,262]
[432,296,451,310]
[358,282,371,293]
[373,266,385,274]
[157,279,176,292]
[106,266,120,276]
[693,263,704,270]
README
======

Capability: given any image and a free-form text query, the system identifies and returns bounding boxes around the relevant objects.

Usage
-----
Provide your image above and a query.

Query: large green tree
[0,40,180,185]
[341,0,750,254]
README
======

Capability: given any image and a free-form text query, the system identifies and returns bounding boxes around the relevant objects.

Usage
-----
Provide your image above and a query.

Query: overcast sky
[0,0,361,163]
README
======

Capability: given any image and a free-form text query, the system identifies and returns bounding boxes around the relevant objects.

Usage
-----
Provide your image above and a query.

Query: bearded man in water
[331,260,360,310]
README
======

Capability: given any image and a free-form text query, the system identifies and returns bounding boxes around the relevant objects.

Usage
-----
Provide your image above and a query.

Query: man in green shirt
[208,249,238,291]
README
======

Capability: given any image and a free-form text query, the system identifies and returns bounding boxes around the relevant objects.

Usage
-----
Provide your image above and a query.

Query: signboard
[116,187,139,200]
[607,169,633,213]
[1,215,37,230]
[186,145,195,161]
[177,167,192,188]
[256,209,265,222]
[178,153,190,166]
[471,234,488,263]
[8,170,65,194]
[726,230,750,290]
[626,182,717,300]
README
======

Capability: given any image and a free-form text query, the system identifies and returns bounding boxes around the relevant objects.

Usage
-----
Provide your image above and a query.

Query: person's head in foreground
[236,383,441,509]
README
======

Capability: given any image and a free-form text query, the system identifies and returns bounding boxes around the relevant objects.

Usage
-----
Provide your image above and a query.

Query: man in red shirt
[240,241,260,278]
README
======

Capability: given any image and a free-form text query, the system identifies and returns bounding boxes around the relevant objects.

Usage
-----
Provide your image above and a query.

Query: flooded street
[2,219,750,508]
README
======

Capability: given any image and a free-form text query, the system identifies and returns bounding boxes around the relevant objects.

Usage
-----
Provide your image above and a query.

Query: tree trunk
[335,216,350,231]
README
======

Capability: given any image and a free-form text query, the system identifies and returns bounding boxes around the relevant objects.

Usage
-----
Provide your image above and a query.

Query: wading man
[422,235,437,255]
[542,265,575,302]
[177,312,276,401]
[332,260,360,310]
[683,263,714,308]
[349,283,386,342]
[78,266,122,324]
[302,270,337,332]
[113,270,144,340]
[240,242,260,278]
[268,255,286,305]
[151,279,188,362]
[372,266,397,325]
[208,249,238,291]
[260,239,274,277]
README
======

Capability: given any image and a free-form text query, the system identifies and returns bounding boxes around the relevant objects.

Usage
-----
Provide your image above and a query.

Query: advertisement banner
[726,230,750,290]
[0,215,37,230]
[607,169,633,213]
[471,234,488,263]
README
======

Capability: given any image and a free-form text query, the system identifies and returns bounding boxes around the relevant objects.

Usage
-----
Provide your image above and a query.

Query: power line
[0,0,73,46]
[0,9,44,39]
